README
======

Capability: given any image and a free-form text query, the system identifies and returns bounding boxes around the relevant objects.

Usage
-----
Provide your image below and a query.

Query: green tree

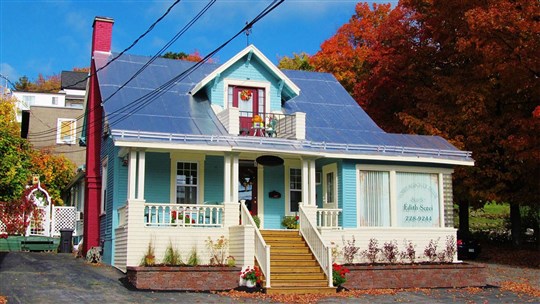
[0,94,32,201]
[277,52,314,71]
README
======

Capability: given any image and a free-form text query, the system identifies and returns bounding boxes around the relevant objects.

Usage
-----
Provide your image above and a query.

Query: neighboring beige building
[27,105,85,168]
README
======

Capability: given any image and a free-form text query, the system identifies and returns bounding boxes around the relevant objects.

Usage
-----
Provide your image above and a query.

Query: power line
[27,0,214,140]
[29,0,285,143]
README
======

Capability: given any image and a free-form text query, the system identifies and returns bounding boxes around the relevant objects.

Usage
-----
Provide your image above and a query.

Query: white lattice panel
[29,208,48,236]
[0,219,6,234]
[52,206,77,236]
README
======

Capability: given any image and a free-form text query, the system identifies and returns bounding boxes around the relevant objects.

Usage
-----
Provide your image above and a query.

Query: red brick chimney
[83,16,114,255]
[92,17,114,53]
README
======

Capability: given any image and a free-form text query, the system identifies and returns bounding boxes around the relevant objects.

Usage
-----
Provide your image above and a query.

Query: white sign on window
[396,173,439,227]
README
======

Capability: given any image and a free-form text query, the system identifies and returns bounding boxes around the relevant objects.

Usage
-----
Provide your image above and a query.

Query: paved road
[0,252,538,303]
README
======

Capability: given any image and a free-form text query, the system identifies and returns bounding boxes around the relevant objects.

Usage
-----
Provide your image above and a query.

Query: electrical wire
[27,0,216,140]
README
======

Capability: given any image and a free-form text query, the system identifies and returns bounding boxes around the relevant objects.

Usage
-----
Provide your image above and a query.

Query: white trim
[322,163,338,209]
[231,153,240,203]
[169,154,205,204]
[191,45,300,97]
[355,164,447,228]
[137,151,145,200]
[112,139,473,166]
[257,165,264,228]
[56,118,77,144]
[284,159,302,216]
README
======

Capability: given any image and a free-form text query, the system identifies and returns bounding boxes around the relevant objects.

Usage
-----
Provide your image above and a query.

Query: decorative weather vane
[244,21,252,46]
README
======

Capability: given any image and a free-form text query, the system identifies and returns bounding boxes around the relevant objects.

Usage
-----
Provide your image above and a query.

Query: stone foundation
[126,266,241,291]
[344,263,486,289]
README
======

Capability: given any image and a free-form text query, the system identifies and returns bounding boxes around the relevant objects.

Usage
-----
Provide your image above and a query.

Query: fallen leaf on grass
[0,295,7,304]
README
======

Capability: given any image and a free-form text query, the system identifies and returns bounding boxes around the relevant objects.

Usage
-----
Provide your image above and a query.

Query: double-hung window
[289,168,302,212]
[358,170,390,227]
[176,162,198,204]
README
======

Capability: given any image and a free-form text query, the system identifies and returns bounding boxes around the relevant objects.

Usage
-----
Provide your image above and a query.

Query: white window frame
[356,164,452,228]
[223,79,271,112]
[52,96,58,105]
[100,157,108,215]
[287,167,302,214]
[169,153,205,205]
[56,118,77,144]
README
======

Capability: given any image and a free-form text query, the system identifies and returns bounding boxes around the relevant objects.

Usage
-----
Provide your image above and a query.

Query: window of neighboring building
[22,95,35,107]
[358,170,390,227]
[52,96,58,105]
[289,168,302,212]
[176,162,198,204]
[56,118,77,144]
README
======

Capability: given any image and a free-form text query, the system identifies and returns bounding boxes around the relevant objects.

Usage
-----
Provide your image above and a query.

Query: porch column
[309,159,316,205]
[231,153,240,203]
[301,159,309,205]
[223,153,231,203]
[137,151,145,200]
[127,150,137,200]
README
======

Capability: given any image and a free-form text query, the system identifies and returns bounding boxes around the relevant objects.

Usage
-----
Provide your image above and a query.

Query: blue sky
[0,0,390,85]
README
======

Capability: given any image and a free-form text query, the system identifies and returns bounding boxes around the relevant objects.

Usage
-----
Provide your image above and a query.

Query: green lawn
[454,202,511,241]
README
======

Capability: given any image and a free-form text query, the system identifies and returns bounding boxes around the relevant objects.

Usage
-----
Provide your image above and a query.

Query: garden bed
[344,263,486,289]
[126,266,241,291]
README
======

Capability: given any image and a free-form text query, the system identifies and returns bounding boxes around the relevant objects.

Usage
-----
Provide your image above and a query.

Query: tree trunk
[459,201,470,238]
[510,203,522,247]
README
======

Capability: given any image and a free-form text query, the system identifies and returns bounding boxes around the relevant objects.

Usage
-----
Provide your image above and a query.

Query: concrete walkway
[1,252,538,303]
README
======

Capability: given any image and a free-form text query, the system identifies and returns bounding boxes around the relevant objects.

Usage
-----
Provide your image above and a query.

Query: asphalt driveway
[0,252,538,303]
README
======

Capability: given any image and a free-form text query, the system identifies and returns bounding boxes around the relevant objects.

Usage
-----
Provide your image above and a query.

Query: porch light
[256,155,283,167]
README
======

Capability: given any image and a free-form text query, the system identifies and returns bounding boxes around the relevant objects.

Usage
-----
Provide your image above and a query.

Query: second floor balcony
[217,108,306,140]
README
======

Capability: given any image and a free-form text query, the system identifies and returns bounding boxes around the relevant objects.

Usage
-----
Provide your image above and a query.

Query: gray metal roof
[94,51,472,163]
[61,71,88,90]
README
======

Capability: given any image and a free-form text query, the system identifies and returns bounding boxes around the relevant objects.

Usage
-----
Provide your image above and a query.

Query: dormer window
[228,86,265,135]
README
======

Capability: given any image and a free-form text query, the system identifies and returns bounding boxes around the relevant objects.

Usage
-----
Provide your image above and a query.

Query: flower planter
[343,263,486,290]
[0,236,24,252]
[126,266,241,291]
[21,236,60,252]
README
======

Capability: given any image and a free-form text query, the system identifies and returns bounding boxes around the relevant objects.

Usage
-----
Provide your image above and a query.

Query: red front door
[232,86,264,135]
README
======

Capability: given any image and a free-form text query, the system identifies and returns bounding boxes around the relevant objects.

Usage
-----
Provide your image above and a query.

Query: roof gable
[191,45,300,100]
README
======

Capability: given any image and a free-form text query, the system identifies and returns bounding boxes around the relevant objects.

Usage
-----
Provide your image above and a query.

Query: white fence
[0,205,76,237]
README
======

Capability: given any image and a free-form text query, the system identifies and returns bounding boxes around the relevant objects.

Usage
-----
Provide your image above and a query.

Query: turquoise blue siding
[144,152,171,203]
[208,57,281,112]
[100,136,115,264]
[204,156,224,203]
[340,161,357,228]
[263,166,285,229]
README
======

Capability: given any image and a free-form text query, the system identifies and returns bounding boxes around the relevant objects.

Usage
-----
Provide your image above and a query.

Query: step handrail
[299,205,334,287]
[239,201,271,288]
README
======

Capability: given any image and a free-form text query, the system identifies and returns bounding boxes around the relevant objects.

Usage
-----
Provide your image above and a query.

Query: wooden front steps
[260,230,335,295]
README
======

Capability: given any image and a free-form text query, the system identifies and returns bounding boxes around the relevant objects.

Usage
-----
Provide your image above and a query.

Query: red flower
[295,215,299,221]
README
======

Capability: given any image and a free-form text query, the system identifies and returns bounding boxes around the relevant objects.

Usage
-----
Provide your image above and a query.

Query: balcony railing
[144,203,224,227]
[238,111,297,139]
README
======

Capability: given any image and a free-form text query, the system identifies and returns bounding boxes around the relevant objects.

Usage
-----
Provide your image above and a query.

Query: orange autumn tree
[29,149,75,205]
[14,73,61,93]
[313,0,539,246]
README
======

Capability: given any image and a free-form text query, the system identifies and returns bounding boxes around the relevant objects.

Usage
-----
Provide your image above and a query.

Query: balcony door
[232,86,264,135]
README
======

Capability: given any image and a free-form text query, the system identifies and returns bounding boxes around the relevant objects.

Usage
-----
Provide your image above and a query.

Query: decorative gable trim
[191,45,300,98]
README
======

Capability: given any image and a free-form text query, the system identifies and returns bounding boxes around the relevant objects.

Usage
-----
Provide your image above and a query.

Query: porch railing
[144,203,224,227]
[299,205,333,287]
[239,201,271,288]
[317,209,342,229]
